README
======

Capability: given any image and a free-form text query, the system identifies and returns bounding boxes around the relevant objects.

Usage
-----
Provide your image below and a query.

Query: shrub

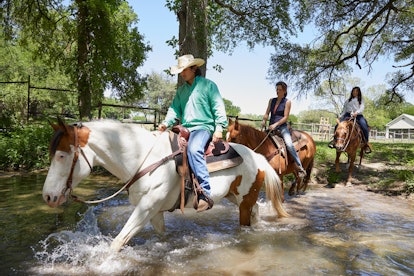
[0,123,52,171]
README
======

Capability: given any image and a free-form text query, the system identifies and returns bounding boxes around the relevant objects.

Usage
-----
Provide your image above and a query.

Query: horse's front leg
[150,212,165,234]
[346,153,357,186]
[335,151,342,172]
[359,149,364,165]
[280,178,285,202]
[288,175,297,196]
[110,204,158,252]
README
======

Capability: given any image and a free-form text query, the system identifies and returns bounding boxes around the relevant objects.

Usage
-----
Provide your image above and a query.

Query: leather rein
[65,126,183,204]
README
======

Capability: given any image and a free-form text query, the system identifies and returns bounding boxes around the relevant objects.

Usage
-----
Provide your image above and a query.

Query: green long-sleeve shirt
[162,76,228,134]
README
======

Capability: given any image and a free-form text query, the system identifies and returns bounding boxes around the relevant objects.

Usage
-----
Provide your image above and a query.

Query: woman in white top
[330,86,371,153]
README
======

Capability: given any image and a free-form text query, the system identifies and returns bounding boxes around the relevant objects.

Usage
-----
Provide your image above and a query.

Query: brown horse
[333,118,365,186]
[227,118,316,198]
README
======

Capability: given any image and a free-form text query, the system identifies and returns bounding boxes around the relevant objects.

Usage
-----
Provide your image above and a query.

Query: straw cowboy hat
[170,54,205,74]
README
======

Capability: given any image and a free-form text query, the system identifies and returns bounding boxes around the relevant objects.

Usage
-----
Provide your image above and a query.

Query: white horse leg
[150,212,165,234]
[110,206,152,252]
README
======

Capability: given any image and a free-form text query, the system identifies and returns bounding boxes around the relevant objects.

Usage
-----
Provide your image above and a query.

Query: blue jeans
[187,129,212,197]
[277,125,304,171]
[340,113,369,142]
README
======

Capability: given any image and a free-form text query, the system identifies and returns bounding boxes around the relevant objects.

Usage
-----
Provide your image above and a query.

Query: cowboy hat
[170,54,205,74]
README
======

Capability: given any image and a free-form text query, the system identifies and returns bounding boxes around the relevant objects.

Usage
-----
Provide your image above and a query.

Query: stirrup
[364,144,372,154]
[328,140,335,148]
[194,192,214,212]
[298,169,307,179]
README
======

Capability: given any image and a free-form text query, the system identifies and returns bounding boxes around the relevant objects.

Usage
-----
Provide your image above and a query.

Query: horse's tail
[263,162,289,218]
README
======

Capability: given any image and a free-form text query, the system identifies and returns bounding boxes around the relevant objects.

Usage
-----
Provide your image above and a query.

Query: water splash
[31,207,144,275]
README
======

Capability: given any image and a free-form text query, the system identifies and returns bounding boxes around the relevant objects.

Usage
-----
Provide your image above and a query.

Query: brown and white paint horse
[42,118,288,251]
[226,118,316,198]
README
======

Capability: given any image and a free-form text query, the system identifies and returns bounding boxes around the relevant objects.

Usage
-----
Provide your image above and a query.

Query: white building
[385,113,414,139]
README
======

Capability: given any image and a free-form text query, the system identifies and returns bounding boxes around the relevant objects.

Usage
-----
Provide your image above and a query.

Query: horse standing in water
[42,118,288,252]
[226,118,316,198]
[332,118,365,186]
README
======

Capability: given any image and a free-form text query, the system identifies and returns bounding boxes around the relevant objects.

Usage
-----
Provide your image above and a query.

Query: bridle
[64,123,93,200]
[64,126,184,204]
[253,127,272,152]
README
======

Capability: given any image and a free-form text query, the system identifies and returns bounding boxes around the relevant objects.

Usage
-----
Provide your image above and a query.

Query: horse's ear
[49,118,60,131]
[228,118,233,125]
[57,116,65,127]
[234,118,239,130]
[55,116,70,134]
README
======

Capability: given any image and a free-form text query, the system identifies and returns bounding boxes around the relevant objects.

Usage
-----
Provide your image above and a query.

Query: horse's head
[226,118,241,143]
[42,117,91,208]
[334,120,353,151]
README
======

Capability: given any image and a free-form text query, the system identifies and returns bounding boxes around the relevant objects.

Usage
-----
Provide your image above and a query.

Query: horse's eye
[55,151,67,162]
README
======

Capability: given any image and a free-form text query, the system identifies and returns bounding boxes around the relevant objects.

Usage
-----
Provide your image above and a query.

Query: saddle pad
[291,130,308,151]
[169,131,243,173]
[206,147,243,173]
[270,129,308,155]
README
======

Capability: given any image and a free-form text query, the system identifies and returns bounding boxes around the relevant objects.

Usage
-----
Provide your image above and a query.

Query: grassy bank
[313,141,414,196]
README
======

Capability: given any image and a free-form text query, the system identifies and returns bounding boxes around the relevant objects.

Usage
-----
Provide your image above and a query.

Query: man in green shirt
[158,54,228,212]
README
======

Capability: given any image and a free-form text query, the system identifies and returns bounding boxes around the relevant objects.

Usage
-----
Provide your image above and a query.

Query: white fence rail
[293,123,414,143]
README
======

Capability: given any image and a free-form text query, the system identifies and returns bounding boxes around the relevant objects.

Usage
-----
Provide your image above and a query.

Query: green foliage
[223,98,241,117]
[137,72,176,114]
[298,110,336,124]
[268,0,414,102]
[0,123,52,171]
[1,0,151,119]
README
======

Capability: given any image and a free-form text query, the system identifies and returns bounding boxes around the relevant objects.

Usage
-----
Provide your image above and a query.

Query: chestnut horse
[332,118,365,186]
[227,118,316,197]
[42,118,288,251]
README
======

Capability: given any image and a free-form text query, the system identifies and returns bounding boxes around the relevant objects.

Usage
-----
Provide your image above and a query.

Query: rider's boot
[363,143,372,154]
[298,168,307,179]
[197,192,214,212]
[328,138,335,148]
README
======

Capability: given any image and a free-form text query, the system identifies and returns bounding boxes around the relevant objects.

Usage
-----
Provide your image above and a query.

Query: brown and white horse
[226,118,316,198]
[333,118,365,186]
[42,118,288,251]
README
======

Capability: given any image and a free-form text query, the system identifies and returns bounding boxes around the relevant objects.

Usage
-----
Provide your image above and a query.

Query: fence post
[26,75,31,122]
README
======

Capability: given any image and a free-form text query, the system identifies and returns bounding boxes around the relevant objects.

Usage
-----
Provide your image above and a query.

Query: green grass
[314,141,414,195]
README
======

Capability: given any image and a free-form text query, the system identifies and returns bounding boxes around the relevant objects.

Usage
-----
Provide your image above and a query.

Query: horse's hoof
[346,182,353,187]
[110,240,123,252]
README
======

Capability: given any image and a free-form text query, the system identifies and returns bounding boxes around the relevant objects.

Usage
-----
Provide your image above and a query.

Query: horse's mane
[238,123,267,141]
[337,120,354,130]
[49,129,64,157]
[49,120,125,157]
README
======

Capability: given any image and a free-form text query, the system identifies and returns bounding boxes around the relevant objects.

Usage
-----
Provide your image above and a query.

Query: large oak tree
[166,0,412,105]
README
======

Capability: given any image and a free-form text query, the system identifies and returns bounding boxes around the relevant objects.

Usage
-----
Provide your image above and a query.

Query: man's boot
[196,193,214,213]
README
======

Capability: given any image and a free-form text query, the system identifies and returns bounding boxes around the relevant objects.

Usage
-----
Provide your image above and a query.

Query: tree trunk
[76,0,92,120]
[177,0,208,84]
